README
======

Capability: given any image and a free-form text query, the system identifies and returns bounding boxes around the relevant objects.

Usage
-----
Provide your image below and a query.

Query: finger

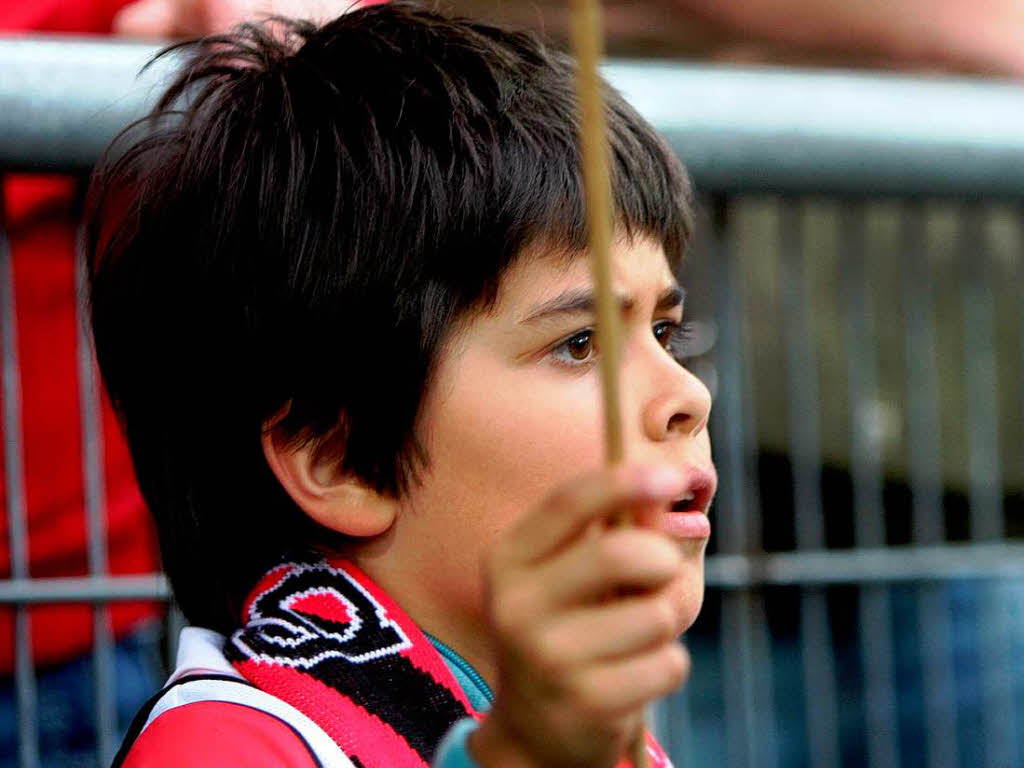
[533,526,682,608]
[537,588,689,668]
[498,464,686,566]
[567,642,691,719]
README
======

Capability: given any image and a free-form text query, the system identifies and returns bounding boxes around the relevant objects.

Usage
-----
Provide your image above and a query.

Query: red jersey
[0,0,161,673]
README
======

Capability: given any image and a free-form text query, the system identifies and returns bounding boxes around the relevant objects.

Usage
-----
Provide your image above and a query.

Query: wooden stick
[568,0,622,465]
[567,2,647,766]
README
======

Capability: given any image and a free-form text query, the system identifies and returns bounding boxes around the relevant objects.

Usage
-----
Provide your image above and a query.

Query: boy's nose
[642,363,712,442]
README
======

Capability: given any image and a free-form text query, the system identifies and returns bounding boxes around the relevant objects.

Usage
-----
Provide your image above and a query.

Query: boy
[89,3,715,766]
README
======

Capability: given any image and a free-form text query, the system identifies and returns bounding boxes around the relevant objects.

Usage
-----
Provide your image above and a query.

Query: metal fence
[2,38,1024,768]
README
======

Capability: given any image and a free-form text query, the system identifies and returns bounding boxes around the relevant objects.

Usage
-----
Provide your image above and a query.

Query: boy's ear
[261,428,398,538]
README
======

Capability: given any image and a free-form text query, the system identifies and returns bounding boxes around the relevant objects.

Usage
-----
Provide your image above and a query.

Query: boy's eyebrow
[520,285,685,324]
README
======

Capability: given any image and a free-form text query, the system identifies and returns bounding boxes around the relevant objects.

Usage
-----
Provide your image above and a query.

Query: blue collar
[426,634,493,712]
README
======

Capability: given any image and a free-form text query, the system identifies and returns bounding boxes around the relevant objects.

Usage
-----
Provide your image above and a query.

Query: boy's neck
[353,547,499,689]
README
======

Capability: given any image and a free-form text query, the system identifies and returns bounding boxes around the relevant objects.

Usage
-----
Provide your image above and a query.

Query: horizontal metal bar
[0,574,169,603]
[0,36,176,172]
[2,542,1022,604]
[4,37,1024,198]
[705,543,1024,587]
[608,62,1024,198]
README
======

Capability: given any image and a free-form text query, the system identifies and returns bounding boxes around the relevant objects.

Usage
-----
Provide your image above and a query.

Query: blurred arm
[672,0,1024,76]
[450,0,1024,77]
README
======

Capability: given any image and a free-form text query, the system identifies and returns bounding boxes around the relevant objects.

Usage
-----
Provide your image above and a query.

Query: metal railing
[2,37,1023,768]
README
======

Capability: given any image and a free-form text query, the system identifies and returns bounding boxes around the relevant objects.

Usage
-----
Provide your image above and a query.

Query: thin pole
[568,2,642,766]
[568,0,622,464]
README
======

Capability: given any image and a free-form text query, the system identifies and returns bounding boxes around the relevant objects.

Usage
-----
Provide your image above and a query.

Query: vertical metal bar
[780,199,839,768]
[900,202,959,768]
[846,204,899,768]
[710,196,772,768]
[961,207,1004,543]
[959,206,1016,768]
[746,593,778,768]
[739,228,779,768]
[710,196,756,768]
[1,188,40,768]
[654,677,693,768]
[74,231,117,766]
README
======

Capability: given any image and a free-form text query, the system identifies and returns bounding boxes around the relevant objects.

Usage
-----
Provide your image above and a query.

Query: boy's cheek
[432,367,606,494]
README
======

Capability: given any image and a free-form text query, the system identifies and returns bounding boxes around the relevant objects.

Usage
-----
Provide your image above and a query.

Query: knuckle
[534,628,573,677]
[664,644,690,686]
[491,585,532,637]
[568,676,613,720]
[545,478,584,513]
[649,596,679,641]
[594,534,633,575]
[639,532,682,573]
[628,531,682,576]
[657,536,685,570]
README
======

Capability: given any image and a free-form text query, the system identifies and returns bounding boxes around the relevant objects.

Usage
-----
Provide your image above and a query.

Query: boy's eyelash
[549,328,598,369]
[548,321,698,369]
[660,320,697,363]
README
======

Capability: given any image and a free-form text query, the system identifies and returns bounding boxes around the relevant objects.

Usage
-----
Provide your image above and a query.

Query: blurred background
[2,0,1023,766]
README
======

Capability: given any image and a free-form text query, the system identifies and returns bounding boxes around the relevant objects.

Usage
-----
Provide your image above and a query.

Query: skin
[669,0,1024,75]
[112,0,376,37]
[265,235,715,767]
[452,0,1024,77]
[356,236,715,767]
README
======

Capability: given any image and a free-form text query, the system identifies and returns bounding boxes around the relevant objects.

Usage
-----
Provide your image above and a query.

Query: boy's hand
[471,465,693,768]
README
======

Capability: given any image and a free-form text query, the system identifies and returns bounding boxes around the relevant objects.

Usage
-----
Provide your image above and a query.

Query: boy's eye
[654,320,695,362]
[551,329,597,366]
[550,322,692,368]
[653,320,677,350]
[569,333,593,360]
[565,330,595,361]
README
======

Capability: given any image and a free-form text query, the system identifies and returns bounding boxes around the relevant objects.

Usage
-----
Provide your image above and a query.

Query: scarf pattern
[227,558,672,768]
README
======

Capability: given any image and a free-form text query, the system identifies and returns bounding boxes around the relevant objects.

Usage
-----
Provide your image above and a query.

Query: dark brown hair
[87,1,693,632]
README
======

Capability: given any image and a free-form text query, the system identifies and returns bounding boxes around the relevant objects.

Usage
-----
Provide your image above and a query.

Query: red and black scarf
[227,557,672,768]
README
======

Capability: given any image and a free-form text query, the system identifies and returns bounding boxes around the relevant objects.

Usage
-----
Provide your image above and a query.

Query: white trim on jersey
[141,627,357,768]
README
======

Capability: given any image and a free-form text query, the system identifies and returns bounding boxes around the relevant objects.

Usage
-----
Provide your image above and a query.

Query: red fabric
[0,0,129,36]
[121,701,319,768]
[341,560,478,708]
[235,663,432,767]
[230,559,482,768]
[227,560,672,768]
[0,0,160,675]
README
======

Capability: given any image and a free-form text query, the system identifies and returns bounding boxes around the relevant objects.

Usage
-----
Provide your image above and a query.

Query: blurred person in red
[1,4,161,766]
[4,0,1019,764]
[0,2,379,766]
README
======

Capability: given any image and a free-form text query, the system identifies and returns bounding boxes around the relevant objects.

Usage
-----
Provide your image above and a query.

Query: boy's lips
[662,466,716,540]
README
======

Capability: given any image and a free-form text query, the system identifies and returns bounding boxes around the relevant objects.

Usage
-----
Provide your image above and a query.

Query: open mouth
[663,469,716,539]
[670,493,699,513]
[667,470,716,516]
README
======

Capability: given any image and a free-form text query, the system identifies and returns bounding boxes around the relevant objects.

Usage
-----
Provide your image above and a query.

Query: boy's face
[360,236,714,673]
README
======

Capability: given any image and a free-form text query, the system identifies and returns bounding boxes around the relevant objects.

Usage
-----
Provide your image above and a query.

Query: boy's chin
[677,537,708,560]
[676,541,707,632]
[677,582,705,634]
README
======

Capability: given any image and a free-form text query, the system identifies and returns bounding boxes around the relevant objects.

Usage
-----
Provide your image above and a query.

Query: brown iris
[566,332,594,360]
[654,321,675,350]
